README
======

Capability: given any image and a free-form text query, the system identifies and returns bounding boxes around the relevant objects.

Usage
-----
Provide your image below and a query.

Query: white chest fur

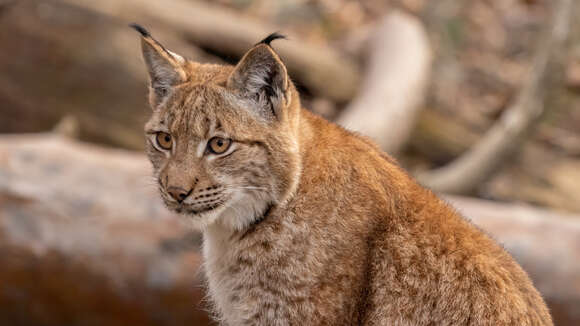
[202,219,264,324]
[203,225,237,323]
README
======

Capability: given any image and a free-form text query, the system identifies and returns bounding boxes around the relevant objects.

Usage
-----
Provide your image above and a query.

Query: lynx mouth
[164,200,225,217]
[184,202,224,215]
[158,187,228,217]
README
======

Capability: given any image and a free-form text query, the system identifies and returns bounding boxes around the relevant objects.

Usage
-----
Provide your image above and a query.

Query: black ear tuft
[228,44,290,121]
[257,32,287,46]
[131,23,186,109]
[129,23,150,37]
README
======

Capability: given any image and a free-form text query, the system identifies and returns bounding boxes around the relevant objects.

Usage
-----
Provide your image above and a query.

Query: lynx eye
[155,132,173,150]
[207,137,231,154]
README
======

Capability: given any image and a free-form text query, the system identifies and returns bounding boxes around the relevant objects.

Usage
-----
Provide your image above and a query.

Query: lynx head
[132,24,301,231]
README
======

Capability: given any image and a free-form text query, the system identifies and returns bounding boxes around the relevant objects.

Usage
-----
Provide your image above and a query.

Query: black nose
[167,186,191,203]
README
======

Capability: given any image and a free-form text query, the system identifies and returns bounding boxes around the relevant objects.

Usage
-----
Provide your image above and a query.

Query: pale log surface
[0,134,211,326]
[447,195,580,326]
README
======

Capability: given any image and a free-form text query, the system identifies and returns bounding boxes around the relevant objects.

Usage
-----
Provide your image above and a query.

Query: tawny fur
[133,26,553,325]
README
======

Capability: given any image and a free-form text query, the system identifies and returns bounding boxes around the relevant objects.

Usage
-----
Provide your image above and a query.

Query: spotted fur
[133,26,553,325]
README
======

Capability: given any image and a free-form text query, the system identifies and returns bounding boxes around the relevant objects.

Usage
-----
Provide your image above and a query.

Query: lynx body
[133,25,552,325]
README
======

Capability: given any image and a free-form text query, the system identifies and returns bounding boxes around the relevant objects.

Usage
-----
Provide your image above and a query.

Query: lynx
[132,24,552,325]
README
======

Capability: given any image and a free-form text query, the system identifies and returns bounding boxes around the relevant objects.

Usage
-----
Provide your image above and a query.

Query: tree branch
[417,0,574,194]
[336,11,432,153]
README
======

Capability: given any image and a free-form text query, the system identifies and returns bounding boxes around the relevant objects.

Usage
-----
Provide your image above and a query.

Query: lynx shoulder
[132,24,553,325]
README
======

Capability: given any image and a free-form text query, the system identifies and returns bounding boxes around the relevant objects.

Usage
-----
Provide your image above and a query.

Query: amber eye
[155,132,173,150]
[207,137,231,154]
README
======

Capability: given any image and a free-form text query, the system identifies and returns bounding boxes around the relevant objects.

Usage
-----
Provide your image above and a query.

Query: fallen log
[447,195,580,326]
[57,0,361,103]
[0,134,579,325]
[0,0,216,149]
[0,134,210,326]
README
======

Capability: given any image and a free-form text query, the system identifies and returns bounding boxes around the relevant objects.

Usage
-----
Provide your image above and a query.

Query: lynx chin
[132,24,552,325]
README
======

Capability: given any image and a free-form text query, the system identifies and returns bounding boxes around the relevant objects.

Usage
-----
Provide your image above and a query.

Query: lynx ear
[130,23,186,108]
[227,33,290,120]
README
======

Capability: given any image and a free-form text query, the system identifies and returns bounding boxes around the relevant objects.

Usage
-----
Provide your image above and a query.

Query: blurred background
[1,0,579,325]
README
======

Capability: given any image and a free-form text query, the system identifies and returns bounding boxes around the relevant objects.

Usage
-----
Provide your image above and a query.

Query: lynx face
[135,26,300,230]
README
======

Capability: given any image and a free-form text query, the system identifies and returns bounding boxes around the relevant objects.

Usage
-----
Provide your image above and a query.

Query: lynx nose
[167,186,192,203]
